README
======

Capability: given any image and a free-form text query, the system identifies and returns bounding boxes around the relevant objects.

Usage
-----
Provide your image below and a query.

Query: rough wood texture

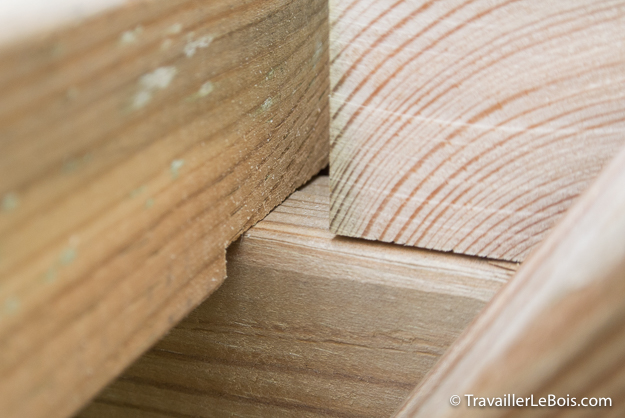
[0,1,329,417]
[395,144,625,417]
[329,0,625,262]
[79,176,516,418]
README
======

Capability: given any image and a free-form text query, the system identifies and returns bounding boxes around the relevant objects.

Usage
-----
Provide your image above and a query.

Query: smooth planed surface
[330,0,625,261]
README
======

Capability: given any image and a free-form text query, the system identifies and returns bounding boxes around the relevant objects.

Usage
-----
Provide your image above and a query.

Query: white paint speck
[198,81,214,97]
[167,23,182,35]
[184,34,214,57]
[132,91,152,109]
[261,97,273,111]
[132,66,177,110]
[140,67,177,90]
[120,26,142,45]
[160,38,173,51]
[170,159,185,179]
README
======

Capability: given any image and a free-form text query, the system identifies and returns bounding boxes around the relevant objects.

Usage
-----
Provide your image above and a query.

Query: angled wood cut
[330,0,625,261]
[79,176,516,418]
[0,1,329,417]
[395,144,625,417]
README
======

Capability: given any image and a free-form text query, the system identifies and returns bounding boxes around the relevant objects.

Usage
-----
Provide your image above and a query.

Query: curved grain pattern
[0,1,329,417]
[329,0,625,261]
[395,125,625,418]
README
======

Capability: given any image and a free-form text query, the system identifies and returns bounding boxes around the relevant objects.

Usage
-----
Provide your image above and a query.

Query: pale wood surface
[0,1,329,417]
[395,144,625,417]
[329,0,625,262]
[0,0,128,46]
[79,176,516,418]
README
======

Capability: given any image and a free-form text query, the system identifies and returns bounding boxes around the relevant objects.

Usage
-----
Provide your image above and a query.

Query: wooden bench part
[80,176,516,417]
[329,0,625,262]
[0,1,329,417]
[395,144,625,417]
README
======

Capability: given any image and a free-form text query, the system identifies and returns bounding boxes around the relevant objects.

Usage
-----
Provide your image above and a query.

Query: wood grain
[394,144,625,417]
[79,176,516,418]
[0,1,329,417]
[329,0,625,262]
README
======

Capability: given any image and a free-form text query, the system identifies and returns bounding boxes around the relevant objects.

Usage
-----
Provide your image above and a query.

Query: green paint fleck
[66,87,79,101]
[43,268,57,283]
[312,40,323,65]
[4,296,20,315]
[50,43,65,57]
[62,153,92,174]
[261,97,273,112]
[170,159,185,179]
[2,193,19,212]
[145,198,155,209]
[129,185,147,198]
[62,159,79,173]
[266,68,275,80]
[60,248,77,266]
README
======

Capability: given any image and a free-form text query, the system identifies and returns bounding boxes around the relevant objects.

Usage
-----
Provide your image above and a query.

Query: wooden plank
[0,0,127,46]
[329,0,625,262]
[394,144,625,417]
[79,176,516,418]
[0,1,329,417]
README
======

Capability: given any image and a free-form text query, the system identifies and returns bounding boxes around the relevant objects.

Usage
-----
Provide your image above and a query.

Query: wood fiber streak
[0,1,329,417]
[79,176,516,418]
[394,145,625,417]
[329,0,625,261]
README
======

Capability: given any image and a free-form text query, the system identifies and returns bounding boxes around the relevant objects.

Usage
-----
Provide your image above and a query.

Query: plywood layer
[395,145,625,417]
[79,176,516,417]
[0,1,329,417]
[330,0,625,261]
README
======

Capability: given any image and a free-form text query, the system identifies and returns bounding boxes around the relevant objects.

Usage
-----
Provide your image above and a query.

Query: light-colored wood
[329,0,625,262]
[0,0,127,46]
[0,1,329,417]
[79,176,516,418]
[395,144,625,417]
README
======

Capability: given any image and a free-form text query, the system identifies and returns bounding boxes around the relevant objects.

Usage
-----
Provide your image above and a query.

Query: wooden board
[329,0,625,262]
[394,144,625,417]
[79,176,516,418]
[0,0,127,46]
[0,1,329,417]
